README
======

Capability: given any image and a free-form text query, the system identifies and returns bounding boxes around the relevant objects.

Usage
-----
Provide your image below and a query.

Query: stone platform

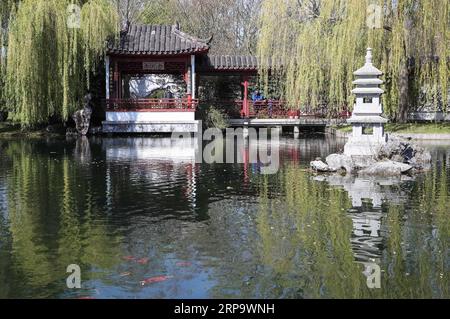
[102,121,201,133]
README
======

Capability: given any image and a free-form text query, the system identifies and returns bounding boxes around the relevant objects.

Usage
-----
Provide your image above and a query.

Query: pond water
[0,135,448,299]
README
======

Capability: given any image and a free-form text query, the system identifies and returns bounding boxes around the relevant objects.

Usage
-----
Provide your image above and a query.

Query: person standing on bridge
[252,90,265,118]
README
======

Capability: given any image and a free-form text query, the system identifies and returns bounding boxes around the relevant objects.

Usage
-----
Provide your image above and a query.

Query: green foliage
[258,0,449,119]
[4,0,118,127]
[139,0,177,25]
[199,105,230,129]
[336,123,450,134]
[0,0,19,110]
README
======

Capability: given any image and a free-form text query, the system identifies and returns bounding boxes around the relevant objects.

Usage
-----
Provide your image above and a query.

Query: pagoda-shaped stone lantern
[344,48,388,157]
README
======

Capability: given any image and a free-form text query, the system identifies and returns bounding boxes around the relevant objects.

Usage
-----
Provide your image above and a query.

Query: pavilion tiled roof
[199,55,260,71]
[108,24,211,55]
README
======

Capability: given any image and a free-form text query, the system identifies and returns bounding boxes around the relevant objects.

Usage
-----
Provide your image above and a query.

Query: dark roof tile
[108,24,210,55]
[199,54,262,71]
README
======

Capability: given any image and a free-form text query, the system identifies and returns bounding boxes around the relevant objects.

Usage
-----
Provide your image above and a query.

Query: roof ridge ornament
[201,35,214,46]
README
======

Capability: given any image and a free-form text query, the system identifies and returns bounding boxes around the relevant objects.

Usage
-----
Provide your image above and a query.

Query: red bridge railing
[105,98,198,112]
[202,100,331,119]
[105,98,352,120]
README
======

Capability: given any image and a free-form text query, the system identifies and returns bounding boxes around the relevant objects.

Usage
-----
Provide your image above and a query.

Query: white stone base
[344,136,387,157]
[106,111,195,122]
[102,121,200,133]
[103,111,199,133]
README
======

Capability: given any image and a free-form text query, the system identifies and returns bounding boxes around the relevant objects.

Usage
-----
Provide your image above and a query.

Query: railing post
[188,95,192,109]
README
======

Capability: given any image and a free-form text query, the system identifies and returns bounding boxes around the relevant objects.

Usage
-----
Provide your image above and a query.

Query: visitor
[252,90,265,117]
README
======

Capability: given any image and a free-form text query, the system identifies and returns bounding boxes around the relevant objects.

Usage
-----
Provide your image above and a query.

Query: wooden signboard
[143,62,165,71]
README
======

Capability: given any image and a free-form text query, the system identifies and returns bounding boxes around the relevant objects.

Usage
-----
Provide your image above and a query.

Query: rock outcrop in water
[311,137,431,176]
[71,93,93,136]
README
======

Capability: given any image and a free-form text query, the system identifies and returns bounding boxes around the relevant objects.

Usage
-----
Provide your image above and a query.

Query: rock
[352,156,377,170]
[378,136,410,160]
[72,93,93,136]
[326,154,354,173]
[391,154,405,163]
[311,160,334,172]
[73,108,92,136]
[377,136,432,170]
[409,149,432,170]
[359,160,412,176]
[402,145,415,161]
[314,135,430,176]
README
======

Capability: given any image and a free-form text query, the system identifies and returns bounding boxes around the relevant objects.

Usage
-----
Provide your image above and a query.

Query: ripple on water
[0,136,448,299]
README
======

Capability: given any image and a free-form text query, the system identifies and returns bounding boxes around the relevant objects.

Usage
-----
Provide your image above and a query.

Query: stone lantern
[344,48,388,157]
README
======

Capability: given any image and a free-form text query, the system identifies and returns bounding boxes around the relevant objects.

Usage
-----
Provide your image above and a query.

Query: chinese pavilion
[102,23,292,134]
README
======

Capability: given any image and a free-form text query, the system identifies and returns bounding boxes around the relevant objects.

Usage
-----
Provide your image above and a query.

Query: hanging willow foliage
[0,0,18,108]
[257,0,449,120]
[4,0,118,127]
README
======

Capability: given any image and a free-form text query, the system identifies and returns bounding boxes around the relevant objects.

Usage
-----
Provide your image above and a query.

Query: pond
[0,135,448,299]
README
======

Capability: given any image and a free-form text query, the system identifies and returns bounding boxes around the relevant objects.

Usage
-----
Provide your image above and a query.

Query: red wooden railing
[203,100,296,119]
[105,98,352,120]
[105,98,199,111]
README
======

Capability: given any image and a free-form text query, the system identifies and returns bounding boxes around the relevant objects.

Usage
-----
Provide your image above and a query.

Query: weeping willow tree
[258,0,449,121]
[4,0,118,127]
[0,0,19,110]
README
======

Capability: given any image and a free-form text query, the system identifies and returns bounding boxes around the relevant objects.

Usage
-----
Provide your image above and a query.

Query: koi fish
[136,258,149,265]
[176,262,192,267]
[120,272,132,277]
[123,256,136,261]
[140,275,173,286]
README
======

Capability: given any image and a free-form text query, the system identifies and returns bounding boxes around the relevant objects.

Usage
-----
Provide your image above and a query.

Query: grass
[335,123,450,134]
[0,122,64,138]
[386,123,450,134]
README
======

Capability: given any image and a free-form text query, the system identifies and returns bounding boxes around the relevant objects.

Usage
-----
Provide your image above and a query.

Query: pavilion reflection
[102,137,198,163]
[101,137,199,214]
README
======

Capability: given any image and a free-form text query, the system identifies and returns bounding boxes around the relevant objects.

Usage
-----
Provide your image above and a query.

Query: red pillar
[184,67,192,109]
[241,75,249,118]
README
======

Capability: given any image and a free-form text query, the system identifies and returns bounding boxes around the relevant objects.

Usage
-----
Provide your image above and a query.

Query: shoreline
[328,128,450,141]
[2,122,450,141]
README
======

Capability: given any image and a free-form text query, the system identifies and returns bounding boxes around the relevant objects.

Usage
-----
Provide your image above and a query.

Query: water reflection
[0,136,448,298]
[312,175,414,288]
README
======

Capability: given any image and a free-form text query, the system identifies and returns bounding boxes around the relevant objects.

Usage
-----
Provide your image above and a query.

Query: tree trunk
[397,60,410,123]
[397,16,413,123]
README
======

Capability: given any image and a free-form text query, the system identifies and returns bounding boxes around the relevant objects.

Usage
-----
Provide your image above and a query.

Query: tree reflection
[255,162,449,298]
[1,139,121,298]
[0,137,447,298]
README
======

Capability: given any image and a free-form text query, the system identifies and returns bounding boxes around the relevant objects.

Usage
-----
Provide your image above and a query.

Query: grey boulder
[311,160,334,173]
[358,160,412,176]
[326,154,354,173]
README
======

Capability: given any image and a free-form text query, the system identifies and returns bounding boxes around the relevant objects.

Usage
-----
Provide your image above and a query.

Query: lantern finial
[366,48,373,64]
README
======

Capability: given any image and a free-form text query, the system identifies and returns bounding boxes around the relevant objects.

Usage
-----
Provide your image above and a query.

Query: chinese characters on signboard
[143,62,165,71]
